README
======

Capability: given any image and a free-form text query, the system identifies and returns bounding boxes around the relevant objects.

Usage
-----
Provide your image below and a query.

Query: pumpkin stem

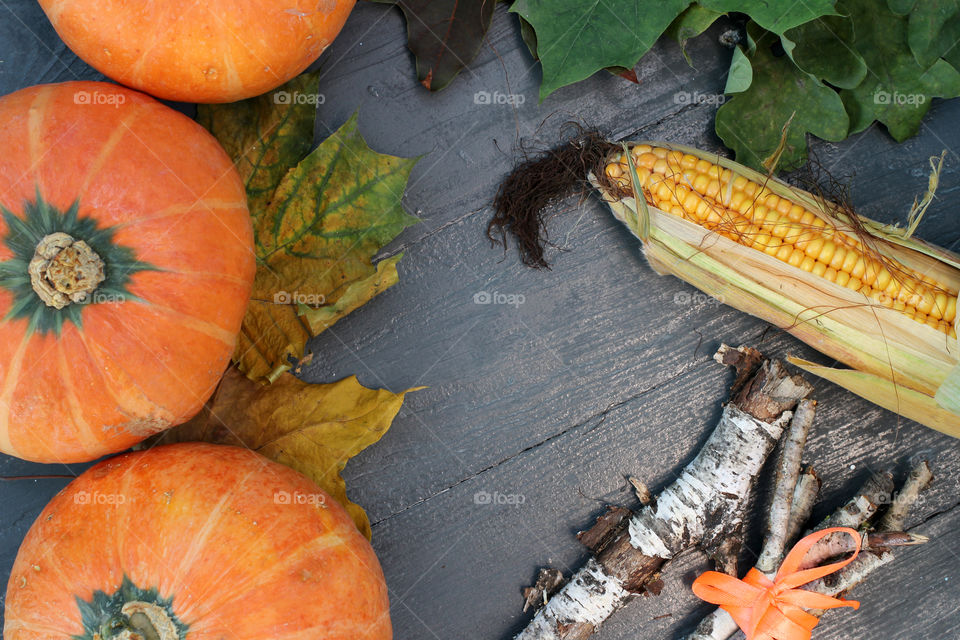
[102,601,179,640]
[29,231,105,309]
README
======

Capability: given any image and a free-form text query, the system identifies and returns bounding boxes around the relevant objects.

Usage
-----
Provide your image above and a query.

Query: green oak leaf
[201,77,419,382]
[666,4,722,43]
[666,4,722,63]
[698,0,838,35]
[724,46,753,93]
[715,25,848,172]
[510,0,693,100]
[783,15,867,89]
[902,0,960,68]
[838,0,960,141]
[888,0,916,14]
[516,13,640,82]
[518,14,538,60]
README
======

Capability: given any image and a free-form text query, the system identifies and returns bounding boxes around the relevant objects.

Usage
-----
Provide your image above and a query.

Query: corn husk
[589,141,960,438]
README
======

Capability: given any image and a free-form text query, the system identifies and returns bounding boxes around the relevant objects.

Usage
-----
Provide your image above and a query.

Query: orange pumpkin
[37,0,357,103]
[0,82,254,463]
[4,443,392,639]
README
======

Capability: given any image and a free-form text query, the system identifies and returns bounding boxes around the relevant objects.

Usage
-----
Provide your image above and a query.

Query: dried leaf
[374,0,497,91]
[201,86,419,382]
[153,366,422,538]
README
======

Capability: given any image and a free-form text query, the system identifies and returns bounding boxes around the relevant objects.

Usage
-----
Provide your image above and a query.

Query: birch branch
[879,460,933,531]
[784,467,820,545]
[688,403,820,640]
[756,399,816,574]
[805,460,933,604]
[514,355,812,640]
[689,461,933,640]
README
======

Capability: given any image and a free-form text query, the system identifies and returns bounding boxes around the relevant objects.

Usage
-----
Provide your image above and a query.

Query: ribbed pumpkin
[0,82,254,463]
[37,0,357,103]
[4,443,392,640]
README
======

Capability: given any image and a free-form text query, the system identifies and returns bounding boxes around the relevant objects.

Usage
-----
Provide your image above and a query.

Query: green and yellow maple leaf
[199,77,419,382]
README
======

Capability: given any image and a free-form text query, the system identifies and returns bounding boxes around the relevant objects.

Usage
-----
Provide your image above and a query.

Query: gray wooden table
[2,3,959,639]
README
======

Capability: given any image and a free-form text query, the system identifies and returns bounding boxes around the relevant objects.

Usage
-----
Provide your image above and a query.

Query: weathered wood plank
[368,353,960,639]
[1,2,959,638]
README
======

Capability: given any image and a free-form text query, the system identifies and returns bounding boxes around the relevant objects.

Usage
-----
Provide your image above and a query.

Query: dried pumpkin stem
[104,601,179,640]
[29,231,105,308]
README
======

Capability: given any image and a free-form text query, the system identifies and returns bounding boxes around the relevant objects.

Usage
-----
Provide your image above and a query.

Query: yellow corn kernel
[623,146,960,336]
[638,152,657,169]
[931,292,949,321]
[841,250,859,274]
[875,267,892,291]
[804,237,825,260]
[762,236,783,256]
[752,233,773,251]
[917,288,936,316]
[850,257,866,280]
[705,179,721,200]
[944,296,957,323]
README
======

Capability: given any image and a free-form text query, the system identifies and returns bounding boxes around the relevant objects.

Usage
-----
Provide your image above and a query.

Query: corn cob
[590,141,960,437]
[604,145,957,337]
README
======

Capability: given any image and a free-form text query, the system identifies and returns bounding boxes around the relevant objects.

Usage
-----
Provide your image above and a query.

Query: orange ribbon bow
[692,527,862,640]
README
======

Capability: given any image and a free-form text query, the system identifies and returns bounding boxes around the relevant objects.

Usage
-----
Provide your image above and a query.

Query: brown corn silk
[592,141,960,438]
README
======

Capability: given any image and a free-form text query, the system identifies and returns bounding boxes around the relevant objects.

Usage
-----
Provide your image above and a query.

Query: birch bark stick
[805,460,933,604]
[687,402,818,640]
[515,358,812,640]
[757,399,817,574]
[784,467,821,545]
[689,462,931,640]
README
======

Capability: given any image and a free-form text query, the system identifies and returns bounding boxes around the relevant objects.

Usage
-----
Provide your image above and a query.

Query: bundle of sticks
[516,345,932,640]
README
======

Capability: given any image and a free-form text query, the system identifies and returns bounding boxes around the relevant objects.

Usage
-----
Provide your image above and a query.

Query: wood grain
[0,2,958,639]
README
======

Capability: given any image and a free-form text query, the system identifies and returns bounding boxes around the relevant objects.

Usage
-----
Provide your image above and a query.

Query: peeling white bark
[516,404,791,640]
[628,405,789,556]
[757,399,816,574]
[518,559,628,637]
[784,468,820,545]
[688,461,932,640]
